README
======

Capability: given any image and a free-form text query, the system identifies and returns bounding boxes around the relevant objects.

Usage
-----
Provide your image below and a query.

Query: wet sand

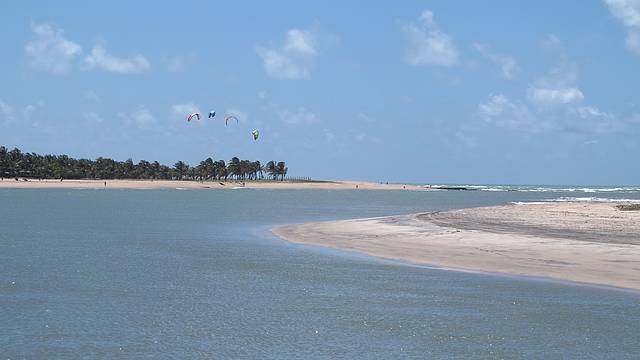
[273,202,640,290]
[0,179,422,191]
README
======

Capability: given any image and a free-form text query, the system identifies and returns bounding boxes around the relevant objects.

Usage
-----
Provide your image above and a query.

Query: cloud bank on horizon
[1,1,639,184]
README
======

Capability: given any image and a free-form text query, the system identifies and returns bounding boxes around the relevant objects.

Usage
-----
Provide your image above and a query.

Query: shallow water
[1,189,638,359]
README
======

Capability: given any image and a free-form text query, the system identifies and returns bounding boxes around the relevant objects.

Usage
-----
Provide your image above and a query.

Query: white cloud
[474,32,638,135]
[604,0,640,55]
[420,10,436,26]
[473,43,519,80]
[84,45,151,74]
[257,49,308,79]
[626,30,640,54]
[132,107,154,126]
[403,10,459,67]
[538,65,578,89]
[117,106,155,130]
[0,100,44,127]
[84,90,101,103]
[541,34,563,51]
[83,112,104,123]
[279,107,319,124]
[477,91,631,134]
[0,99,14,118]
[25,23,82,74]
[477,94,510,116]
[353,132,380,143]
[25,23,152,75]
[357,112,375,123]
[527,41,585,106]
[527,87,584,105]
[573,106,625,133]
[0,99,15,127]
[165,57,186,72]
[323,128,336,143]
[283,29,317,56]
[451,129,478,148]
[257,28,317,79]
[163,55,194,72]
[477,94,540,131]
[605,0,640,27]
[22,104,36,121]
[577,106,611,118]
[172,102,200,116]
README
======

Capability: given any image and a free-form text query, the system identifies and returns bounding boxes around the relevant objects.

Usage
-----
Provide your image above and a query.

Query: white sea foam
[549,197,640,203]
[511,197,640,204]
[427,185,640,194]
[421,183,640,196]
[510,201,550,205]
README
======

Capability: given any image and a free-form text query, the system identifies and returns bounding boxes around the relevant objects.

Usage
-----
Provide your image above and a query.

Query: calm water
[1,189,639,359]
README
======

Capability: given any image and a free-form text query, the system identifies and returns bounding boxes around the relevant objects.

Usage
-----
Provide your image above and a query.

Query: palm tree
[240,159,251,180]
[137,160,151,179]
[213,160,226,180]
[266,161,276,180]
[255,161,263,179]
[188,166,198,181]
[201,157,215,180]
[8,148,23,178]
[227,157,241,180]
[0,146,7,179]
[173,161,189,180]
[248,161,260,180]
[195,161,205,181]
[56,155,71,180]
[276,161,288,181]
[150,161,161,180]
[123,159,135,179]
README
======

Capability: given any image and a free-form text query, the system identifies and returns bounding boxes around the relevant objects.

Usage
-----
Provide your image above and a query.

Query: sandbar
[273,202,640,290]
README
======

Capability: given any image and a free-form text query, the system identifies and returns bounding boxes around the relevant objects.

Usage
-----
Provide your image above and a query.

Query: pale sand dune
[0,179,422,191]
[273,202,640,290]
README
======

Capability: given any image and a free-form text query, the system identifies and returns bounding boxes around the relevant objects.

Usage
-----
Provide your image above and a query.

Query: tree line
[0,145,288,181]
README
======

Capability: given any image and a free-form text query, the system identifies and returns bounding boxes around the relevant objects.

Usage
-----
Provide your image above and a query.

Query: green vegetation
[0,145,288,181]
[616,204,640,211]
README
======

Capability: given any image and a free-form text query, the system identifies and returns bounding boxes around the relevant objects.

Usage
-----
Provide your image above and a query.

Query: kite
[187,113,200,122]
[224,115,239,125]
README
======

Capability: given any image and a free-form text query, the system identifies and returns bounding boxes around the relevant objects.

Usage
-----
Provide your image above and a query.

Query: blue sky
[1,0,639,184]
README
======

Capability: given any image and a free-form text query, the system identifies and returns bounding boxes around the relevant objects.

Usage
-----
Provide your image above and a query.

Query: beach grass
[616,203,640,211]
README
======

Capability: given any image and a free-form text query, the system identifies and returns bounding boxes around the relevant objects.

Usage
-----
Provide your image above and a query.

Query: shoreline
[273,202,640,290]
[0,179,423,191]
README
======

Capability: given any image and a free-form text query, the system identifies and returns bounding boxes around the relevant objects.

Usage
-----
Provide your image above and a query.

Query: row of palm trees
[0,146,288,181]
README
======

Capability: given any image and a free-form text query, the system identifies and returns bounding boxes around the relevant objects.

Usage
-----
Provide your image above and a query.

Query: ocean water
[424,184,640,202]
[1,188,639,359]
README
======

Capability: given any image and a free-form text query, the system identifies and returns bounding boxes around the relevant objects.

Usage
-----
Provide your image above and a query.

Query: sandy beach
[273,202,640,290]
[0,179,422,191]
